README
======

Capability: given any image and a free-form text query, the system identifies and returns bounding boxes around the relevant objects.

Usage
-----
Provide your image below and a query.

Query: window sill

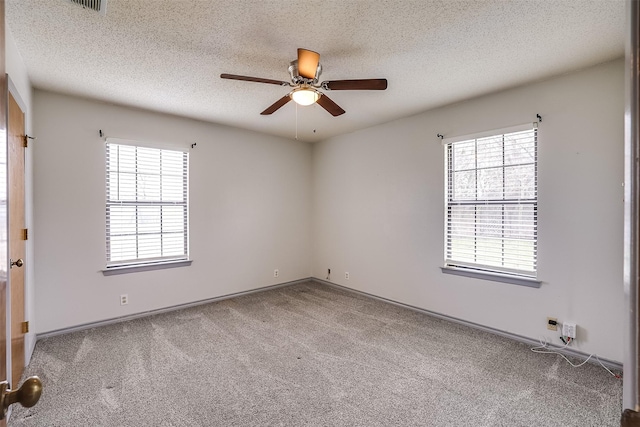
[440,266,541,288]
[102,260,192,276]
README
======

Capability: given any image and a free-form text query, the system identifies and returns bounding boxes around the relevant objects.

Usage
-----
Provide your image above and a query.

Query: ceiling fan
[221,48,388,117]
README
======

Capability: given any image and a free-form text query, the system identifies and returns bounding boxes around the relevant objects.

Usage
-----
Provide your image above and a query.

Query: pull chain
[295,103,298,140]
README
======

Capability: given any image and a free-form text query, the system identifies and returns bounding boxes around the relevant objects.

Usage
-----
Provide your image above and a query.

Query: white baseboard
[311,278,623,371]
[25,333,36,366]
[36,278,311,340]
[35,276,623,372]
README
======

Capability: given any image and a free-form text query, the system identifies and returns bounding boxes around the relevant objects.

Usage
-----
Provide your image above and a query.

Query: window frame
[103,139,191,275]
[441,123,541,287]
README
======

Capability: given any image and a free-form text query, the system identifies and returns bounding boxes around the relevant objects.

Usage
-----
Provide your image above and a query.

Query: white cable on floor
[530,337,620,378]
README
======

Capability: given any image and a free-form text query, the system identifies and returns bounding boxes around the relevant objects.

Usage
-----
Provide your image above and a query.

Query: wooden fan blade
[323,79,388,90]
[261,95,292,115]
[316,93,345,116]
[221,74,289,86]
[297,48,320,79]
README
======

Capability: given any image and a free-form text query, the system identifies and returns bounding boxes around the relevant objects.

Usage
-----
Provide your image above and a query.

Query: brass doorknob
[0,376,42,419]
[10,258,23,268]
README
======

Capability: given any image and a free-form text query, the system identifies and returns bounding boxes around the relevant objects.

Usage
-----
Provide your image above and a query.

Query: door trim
[623,0,640,411]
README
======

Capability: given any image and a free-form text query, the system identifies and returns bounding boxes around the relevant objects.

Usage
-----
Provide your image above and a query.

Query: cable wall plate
[562,322,577,339]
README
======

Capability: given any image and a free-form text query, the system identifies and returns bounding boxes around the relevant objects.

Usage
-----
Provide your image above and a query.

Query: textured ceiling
[6,0,625,143]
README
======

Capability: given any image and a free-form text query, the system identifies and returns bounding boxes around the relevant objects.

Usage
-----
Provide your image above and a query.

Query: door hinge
[22,228,28,240]
[21,321,29,334]
[22,135,35,148]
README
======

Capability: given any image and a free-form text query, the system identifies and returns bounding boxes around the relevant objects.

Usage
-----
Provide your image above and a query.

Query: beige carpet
[9,281,622,426]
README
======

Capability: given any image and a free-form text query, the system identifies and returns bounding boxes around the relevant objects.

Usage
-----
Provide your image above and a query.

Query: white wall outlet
[120,294,128,305]
[562,322,577,339]
[274,269,279,278]
[345,272,350,280]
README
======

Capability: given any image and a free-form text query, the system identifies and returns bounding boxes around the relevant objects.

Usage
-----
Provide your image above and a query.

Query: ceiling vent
[69,0,107,15]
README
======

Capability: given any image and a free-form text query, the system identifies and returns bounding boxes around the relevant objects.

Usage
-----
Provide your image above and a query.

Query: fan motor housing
[289,60,322,85]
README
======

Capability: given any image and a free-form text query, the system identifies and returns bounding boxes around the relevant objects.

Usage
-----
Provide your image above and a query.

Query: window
[105,141,189,269]
[444,124,537,280]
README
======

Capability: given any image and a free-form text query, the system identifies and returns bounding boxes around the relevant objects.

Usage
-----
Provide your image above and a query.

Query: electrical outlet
[120,294,128,305]
[274,269,279,278]
[547,317,558,331]
[345,272,350,280]
[562,322,577,339]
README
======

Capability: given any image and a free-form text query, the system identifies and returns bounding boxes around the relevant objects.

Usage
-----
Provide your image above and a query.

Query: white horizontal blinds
[445,126,537,276]
[106,143,188,267]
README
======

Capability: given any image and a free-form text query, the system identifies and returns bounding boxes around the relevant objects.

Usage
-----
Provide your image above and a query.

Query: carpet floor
[9,281,622,426]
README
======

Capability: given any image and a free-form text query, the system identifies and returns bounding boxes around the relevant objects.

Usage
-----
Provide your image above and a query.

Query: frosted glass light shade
[290,88,320,106]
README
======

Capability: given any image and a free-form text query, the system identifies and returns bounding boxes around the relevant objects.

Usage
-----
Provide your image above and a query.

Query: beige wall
[29,59,626,362]
[33,91,313,333]
[312,59,625,361]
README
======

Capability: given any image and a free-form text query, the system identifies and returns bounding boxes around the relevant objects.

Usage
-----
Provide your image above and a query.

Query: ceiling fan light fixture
[221,48,387,116]
[290,87,320,106]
